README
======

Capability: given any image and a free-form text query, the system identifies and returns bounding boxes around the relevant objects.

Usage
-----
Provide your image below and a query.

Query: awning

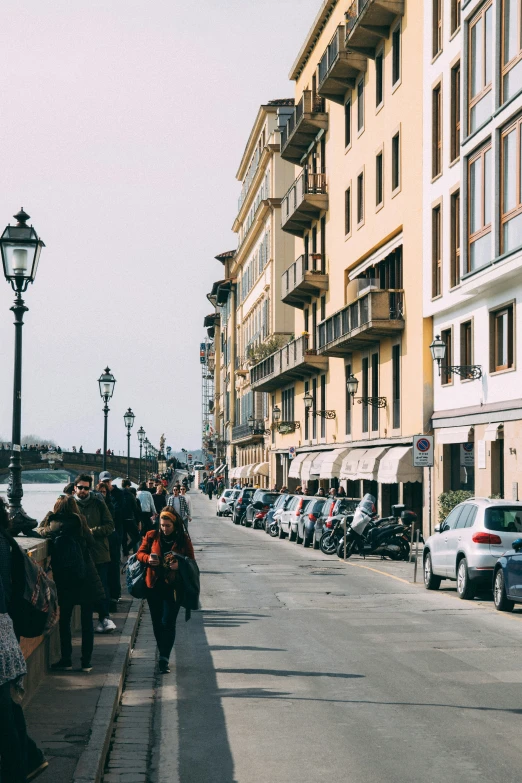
[239,465,251,478]
[320,448,351,479]
[288,451,310,479]
[339,449,366,480]
[214,463,226,475]
[354,446,389,481]
[254,462,269,477]
[246,464,259,478]
[484,423,503,441]
[301,452,329,482]
[348,231,403,280]
[436,426,474,444]
[228,467,237,479]
[377,446,422,484]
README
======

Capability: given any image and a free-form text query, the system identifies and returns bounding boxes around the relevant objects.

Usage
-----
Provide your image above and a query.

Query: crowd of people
[0,470,196,781]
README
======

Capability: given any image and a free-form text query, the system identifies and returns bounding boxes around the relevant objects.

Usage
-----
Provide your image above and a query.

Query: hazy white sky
[0,0,319,456]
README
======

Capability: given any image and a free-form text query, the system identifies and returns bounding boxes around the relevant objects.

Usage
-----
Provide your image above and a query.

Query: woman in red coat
[137,509,195,673]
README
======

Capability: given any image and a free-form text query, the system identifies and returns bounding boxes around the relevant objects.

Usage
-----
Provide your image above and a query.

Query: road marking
[343,560,413,585]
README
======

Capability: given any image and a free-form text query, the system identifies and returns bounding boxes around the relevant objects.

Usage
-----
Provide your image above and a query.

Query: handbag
[125,553,147,599]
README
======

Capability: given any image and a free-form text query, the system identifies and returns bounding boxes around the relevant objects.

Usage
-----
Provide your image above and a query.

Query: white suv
[423,498,522,599]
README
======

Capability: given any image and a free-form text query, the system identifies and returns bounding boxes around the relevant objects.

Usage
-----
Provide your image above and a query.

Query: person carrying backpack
[38,496,105,672]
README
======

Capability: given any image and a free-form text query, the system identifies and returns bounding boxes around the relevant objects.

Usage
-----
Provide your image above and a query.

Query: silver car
[216,489,239,517]
[423,498,522,599]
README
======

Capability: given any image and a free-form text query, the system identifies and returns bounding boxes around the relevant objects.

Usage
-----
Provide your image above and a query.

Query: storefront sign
[477,440,486,469]
[460,442,474,467]
[413,435,434,467]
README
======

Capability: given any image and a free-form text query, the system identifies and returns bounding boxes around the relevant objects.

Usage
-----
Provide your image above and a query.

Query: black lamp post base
[9,507,38,537]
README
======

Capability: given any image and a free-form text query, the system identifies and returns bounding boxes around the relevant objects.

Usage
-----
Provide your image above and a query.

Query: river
[0,483,67,523]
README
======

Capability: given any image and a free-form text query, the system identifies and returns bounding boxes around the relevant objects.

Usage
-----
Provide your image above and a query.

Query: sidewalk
[24,590,141,783]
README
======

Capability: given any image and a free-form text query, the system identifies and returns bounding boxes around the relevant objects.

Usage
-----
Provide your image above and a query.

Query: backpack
[8,534,59,639]
[51,533,86,587]
[125,553,146,599]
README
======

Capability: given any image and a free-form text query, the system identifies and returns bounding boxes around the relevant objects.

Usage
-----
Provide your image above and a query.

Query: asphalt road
[152,492,522,783]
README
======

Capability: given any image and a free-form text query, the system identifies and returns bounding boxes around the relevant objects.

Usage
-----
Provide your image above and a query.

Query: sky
[0,0,320,457]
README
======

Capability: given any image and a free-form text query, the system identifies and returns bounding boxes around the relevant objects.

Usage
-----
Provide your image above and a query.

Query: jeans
[59,601,94,663]
[207,489,213,500]
[0,681,43,783]
[146,586,181,660]
[108,529,123,600]
[96,562,110,620]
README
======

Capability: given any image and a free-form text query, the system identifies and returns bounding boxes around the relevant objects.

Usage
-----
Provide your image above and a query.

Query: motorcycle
[336,496,416,561]
[320,514,355,555]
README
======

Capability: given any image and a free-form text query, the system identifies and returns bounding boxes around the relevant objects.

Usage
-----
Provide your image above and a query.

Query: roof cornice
[289,0,338,81]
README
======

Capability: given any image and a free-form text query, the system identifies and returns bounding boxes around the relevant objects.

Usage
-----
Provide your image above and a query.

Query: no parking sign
[413,435,434,467]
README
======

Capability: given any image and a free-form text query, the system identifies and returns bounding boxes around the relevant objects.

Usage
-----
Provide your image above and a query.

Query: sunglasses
[76,485,90,491]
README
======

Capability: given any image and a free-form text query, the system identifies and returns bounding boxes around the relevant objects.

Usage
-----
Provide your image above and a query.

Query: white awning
[239,464,251,478]
[228,467,238,479]
[319,448,352,479]
[288,451,310,479]
[254,462,270,477]
[339,449,366,480]
[377,446,423,484]
[484,423,503,442]
[246,464,258,477]
[215,463,226,475]
[301,451,330,482]
[354,446,389,480]
[436,426,474,444]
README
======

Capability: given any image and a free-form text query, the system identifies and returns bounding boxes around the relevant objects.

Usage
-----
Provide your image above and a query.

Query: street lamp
[124,408,135,479]
[429,334,482,380]
[272,405,281,423]
[98,367,116,470]
[304,390,337,418]
[137,426,145,482]
[144,438,150,478]
[0,209,45,534]
[345,373,386,408]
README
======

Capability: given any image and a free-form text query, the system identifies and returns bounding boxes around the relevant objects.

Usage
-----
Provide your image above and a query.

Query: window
[468,143,492,271]
[450,189,461,287]
[432,203,442,297]
[320,374,326,438]
[281,387,295,422]
[320,216,326,273]
[345,98,352,147]
[501,117,522,254]
[392,345,400,429]
[371,353,379,431]
[376,49,384,107]
[490,304,514,371]
[312,378,317,439]
[451,63,461,162]
[469,2,493,133]
[320,295,326,322]
[460,320,473,368]
[304,381,309,440]
[451,0,461,34]
[304,307,309,334]
[345,363,352,436]
[441,328,452,385]
[345,187,351,235]
[392,132,400,192]
[432,83,442,178]
[502,0,522,102]
[357,78,364,132]
[376,151,383,207]
[362,358,369,432]
[357,172,364,224]
[433,0,442,57]
[392,24,401,85]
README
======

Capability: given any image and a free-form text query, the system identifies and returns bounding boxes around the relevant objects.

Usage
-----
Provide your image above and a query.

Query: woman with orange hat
[137,508,195,673]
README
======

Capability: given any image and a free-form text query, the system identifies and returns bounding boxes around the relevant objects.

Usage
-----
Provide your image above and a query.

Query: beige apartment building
[248,0,431,522]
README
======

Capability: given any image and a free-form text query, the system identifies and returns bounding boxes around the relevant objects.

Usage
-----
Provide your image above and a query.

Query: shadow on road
[201,610,268,628]
[216,668,364,679]
[210,645,286,652]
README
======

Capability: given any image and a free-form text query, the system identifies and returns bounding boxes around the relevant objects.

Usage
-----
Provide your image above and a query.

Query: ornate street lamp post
[137,426,145,482]
[124,408,135,479]
[0,209,45,534]
[144,439,150,478]
[98,367,116,471]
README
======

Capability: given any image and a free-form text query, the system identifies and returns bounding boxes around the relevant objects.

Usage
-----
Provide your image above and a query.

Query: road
[145,492,522,782]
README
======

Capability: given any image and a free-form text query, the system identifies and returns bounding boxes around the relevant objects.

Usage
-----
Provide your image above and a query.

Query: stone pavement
[24,592,136,783]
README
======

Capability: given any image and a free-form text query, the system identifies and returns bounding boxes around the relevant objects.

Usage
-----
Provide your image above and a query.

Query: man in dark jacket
[99,471,128,606]
[74,474,115,633]
[121,479,141,557]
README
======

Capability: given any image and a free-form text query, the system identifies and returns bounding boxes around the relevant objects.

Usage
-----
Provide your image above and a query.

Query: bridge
[0,450,146,484]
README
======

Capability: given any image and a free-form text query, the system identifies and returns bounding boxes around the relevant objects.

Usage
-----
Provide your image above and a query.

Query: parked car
[279,496,314,541]
[313,497,360,549]
[493,537,522,611]
[423,498,522,599]
[244,490,280,528]
[264,493,292,534]
[297,498,330,547]
[232,487,255,525]
[216,489,239,517]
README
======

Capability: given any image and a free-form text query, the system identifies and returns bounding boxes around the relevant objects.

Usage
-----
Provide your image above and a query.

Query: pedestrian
[337,485,346,497]
[99,471,127,608]
[206,475,215,501]
[280,485,288,494]
[63,482,76,496]
[95,481,109,502]
[121,479,141,557]
[0,498,48,782]
[73,474,116,633]
[137,481,157,535]
[38,495,105,673]
[180,486,192,524]
[137,509,195,674]
[295,485,303,495]
[317,487,325,497]
[147,479,156,495]
[166,486,190,526]
[153,484,167,515]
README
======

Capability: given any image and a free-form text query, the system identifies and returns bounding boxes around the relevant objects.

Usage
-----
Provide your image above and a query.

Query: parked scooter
[320,513,355,555]
[336,496,415,560]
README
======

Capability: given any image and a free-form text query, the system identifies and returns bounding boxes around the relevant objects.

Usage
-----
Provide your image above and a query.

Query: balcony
[231,422,266,444]
[281,171,328,237]
[280,91,328,165]
[281,254,329,308]
[318,25,367,104]
[346,0,404,57]
[250,336,328,393]
[317,289,404,357]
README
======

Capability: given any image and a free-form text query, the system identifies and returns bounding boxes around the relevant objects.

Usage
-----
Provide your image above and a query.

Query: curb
[72,597,144,783]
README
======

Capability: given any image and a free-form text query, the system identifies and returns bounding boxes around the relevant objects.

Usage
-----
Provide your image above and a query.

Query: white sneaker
[95,621,105,633]
[103,618,116,632]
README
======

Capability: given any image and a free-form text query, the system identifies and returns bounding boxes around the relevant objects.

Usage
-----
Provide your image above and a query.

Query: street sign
[413,435,434,467]
[289,446,296,460]
[460,442,474,467]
